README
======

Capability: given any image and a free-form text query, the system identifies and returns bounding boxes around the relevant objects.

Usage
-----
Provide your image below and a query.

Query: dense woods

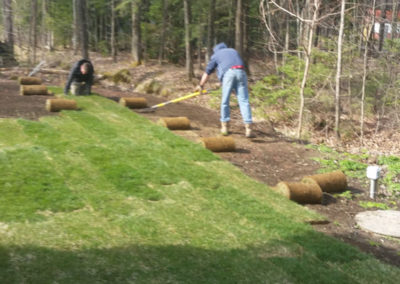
[2,0,400,142]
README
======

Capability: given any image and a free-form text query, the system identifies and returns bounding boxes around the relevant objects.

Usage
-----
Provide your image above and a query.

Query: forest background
[1,0,400,149]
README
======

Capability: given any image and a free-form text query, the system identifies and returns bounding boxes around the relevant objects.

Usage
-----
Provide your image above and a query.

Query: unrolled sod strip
[159,117,191,130]
[200,136,236,152]
[46,99,78,112]
[20,85,50,96]
[18,76,43,85]
[302,170,347,193]
[119,97,148,108]
[274,180,323,204]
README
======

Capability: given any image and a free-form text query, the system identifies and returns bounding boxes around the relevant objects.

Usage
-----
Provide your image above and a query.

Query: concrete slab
[355,210,400,238]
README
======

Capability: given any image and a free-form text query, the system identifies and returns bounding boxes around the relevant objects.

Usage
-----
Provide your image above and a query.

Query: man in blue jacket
[197,42,253,138]
[64,59,94,95]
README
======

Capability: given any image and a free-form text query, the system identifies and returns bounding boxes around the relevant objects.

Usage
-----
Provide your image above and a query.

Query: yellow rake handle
[150,90,207,109]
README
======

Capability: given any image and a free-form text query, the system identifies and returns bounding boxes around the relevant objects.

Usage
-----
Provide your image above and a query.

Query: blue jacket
[205,43,245,81]
[64,59,94,94]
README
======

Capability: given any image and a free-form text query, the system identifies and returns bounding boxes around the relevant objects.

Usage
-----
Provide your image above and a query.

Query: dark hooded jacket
[64,59,94,94]
[205,42,245,81]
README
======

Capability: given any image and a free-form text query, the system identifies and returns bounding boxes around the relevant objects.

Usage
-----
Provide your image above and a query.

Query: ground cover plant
[310,144,400,197]
[0,91,400,283]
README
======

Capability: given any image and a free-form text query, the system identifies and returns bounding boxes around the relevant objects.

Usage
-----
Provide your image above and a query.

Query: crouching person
[64,59,94,95]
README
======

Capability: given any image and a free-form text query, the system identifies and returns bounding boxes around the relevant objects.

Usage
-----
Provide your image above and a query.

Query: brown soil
[1,61,399,268]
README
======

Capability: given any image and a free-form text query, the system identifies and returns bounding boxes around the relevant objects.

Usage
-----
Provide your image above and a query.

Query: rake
[136,89,209,113]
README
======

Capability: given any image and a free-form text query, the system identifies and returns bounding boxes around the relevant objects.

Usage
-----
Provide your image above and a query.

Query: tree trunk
[297,0,320,139]
[265,1,279,73]
[227,0,235,47]
[283,14,290,66]
[206,0,216,61]
[82,0,89,59]
[361,0,376,145]
[198,24,204,70]
[334,0,346,140]
[300,0,311,52]
[296,0,302,58]
[378,0,389,52]
[391,0,399,39]
[31,0,38,65]
[2,0,14,52]
[73,0,79,54]
[183,0,194,80]
[235,0,243,57]
[41,0,46,48]
[76,0,89,59]
[131,0,141,63]
[243,0,250,72]
[158,0,168,64]
[111,0,117,62]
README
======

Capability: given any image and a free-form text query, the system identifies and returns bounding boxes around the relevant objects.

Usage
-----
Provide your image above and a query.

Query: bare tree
[391,0,399,39]
[334,0,346,139]
[198,24,204,69]
[158,0,168,64]
[264,0,321,139]
[283,12,290,66]
[111,0,117,62]
[296,0,320,139]
[361,0,376,145]
[235,0,244,57]
[2,0,14,55]
[206,0,216,61]
[260,1,279,73]
[131,0,141,63]
[378,0,389,52]
[30,0,38,64]
[75,0,89,59]
[72,0,80,55]
[184,0,194,79]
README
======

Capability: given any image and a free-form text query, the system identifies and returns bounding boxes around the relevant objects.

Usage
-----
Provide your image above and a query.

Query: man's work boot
[221,122,229,136]
[245,123,254,138]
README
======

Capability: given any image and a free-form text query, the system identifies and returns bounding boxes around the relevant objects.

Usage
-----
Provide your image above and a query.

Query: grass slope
[0,93,399,283]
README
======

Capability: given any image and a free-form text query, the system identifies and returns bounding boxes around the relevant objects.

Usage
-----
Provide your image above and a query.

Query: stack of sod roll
[273,170,347,204]
[18,76,52,96]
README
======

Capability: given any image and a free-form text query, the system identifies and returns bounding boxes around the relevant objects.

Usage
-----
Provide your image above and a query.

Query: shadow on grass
[331,231,400,268]
[1,230,398,284]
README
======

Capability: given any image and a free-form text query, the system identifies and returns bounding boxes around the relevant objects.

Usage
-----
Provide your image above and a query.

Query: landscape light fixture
[366,165,381,199]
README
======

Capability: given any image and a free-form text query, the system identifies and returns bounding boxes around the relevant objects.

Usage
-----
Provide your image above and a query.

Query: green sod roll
[119,97,148,108]
[46,99,78,112]
[20,85,50,96]
[159,117,191,130]
[18,76,43,85]
[274,180,323,204]
[200,136,236,152]
[302,170,347,193]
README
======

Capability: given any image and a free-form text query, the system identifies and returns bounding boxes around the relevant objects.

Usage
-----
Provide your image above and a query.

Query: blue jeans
[221,69,252,124]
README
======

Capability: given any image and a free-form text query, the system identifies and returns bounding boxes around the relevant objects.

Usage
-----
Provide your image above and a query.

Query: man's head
[213,42,228,53]
[80,62,90,75]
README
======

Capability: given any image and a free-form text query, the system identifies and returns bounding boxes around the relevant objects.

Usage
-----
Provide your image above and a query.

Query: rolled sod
[159,117,191,130]
[46,99,78,112]
[20,85,49,96]
[18,76,43,85]
[302,170,347,193]
[274,181,323,204]
[200,136,236,152]
[119,97,148,108]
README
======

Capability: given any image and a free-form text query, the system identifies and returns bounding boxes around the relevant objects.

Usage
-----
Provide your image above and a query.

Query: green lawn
[0,93,399,283]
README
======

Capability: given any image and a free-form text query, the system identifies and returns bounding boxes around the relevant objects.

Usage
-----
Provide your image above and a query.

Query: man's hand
[195,85,203,93]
